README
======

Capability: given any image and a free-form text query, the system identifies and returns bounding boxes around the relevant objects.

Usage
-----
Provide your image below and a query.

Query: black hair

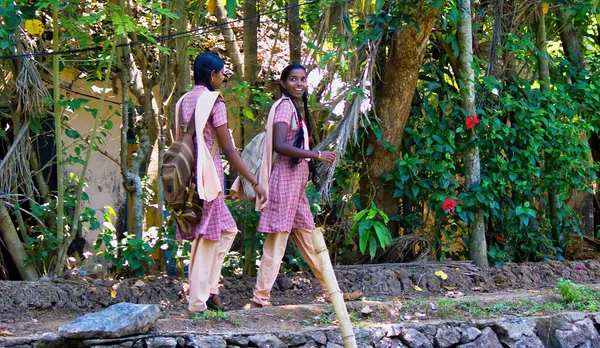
[279,64,311,169]
[193,52,224,91]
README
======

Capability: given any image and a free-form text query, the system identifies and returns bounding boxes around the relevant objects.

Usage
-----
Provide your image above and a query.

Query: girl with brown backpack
[177,52,266,313]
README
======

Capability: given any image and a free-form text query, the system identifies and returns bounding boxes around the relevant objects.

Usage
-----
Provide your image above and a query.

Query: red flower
[442,199,456,213]
[496,235,504,243]
[465,115,480,131]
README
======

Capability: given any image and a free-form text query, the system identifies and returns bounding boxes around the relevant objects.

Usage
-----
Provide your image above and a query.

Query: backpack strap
[175,91,217,154]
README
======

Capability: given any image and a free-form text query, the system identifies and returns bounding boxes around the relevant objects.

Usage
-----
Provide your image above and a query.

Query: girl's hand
[316,151,336,164]
[253,183,267,206]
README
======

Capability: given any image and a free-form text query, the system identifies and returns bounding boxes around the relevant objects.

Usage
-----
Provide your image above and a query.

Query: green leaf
[359,228,369,254]
[90,220,101,230]
[366,143,374,156]
[373,127,382,140]
[369,235,377,260]
[65,128,80,139]
[243,108,255,121]
[411,186,419,198]
[343,16,353,34]
[226,0,237,18]
[3,12,21,31]
[354,209,369,222]
[366,209,377,220]
[60,98,89,110]
[378,210,390,224]
[374,223,391,248]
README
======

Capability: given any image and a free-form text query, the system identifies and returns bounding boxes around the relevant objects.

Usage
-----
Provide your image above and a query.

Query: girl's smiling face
[281,68,307,101]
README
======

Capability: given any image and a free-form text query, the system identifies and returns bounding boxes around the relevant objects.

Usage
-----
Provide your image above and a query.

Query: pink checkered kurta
[258,99,315,233]
[176,85,237,241]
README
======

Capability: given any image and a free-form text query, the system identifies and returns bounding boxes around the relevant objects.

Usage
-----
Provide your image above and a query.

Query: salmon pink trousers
[188,231,237,312]
[252,228,329,306]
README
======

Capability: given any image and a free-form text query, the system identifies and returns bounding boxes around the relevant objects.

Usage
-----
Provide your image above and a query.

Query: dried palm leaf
[15,58,50,117]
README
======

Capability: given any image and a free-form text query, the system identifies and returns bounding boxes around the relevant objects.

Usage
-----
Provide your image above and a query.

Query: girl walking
[177,52,266,313]
[248,64,361,308]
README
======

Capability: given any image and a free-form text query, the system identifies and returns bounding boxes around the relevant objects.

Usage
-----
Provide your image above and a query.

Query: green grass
[188,310,244,325]
[555,279,600,312]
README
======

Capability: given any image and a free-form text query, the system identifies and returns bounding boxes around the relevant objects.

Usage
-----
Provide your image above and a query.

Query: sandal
[207,294,225,312]
[244,300,265,309]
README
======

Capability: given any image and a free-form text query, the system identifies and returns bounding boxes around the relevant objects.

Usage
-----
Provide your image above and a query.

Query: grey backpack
[238,132,268,198]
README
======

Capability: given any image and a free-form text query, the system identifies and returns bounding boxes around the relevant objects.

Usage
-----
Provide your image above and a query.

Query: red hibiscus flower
[442,199,457,213]
[496,235,504,243]
[465,115,480,131]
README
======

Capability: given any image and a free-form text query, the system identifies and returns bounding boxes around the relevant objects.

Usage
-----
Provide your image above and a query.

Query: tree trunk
[288,0,302,64]
[458,0,488,267]
[555,8,583,71]
[532,4,559,243]
[0,199,39,281]
[243,0,259,276]
[486,0,503,77]
[215,0,244,77]
[360,8,441,235]
[172,0,191,141]
[555,6,594,236]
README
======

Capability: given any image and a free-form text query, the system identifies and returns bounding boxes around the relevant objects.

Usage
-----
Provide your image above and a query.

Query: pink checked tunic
[176,85,237,241]
[258,99,316,233]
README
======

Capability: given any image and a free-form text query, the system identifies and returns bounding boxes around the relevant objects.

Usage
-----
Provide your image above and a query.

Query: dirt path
[5,283,600,338]
[4,260,600,338]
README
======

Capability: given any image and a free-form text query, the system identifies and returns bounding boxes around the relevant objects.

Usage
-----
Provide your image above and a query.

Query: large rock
[434,325,461,348]
[187,335,227,348]
[399,328,433,348]
[375,337,408,348]
[277,332,307,346]
[33,332,67,348]
[305,330,327,345]
[537,313,600,347]
[492,318,543,347]
[145,336,177,348]
[459,327,481,343]
[458,327,502,348]
[248,334,286,348]
[58,303,161,339]
[555,318,600,348]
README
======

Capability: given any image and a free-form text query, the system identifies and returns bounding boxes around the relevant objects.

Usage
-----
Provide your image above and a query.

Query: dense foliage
[0,0,599,279]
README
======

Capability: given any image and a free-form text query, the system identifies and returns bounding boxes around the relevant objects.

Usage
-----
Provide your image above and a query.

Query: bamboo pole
[311,227,357,348]
[52,5,65,242]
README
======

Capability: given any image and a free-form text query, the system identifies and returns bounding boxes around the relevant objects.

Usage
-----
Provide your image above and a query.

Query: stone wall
[3,312,600,348]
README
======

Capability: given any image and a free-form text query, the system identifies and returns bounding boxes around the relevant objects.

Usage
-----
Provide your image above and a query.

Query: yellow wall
[60,79,125,244]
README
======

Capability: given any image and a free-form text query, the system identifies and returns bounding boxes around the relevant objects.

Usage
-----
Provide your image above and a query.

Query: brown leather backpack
[162,104,217,237]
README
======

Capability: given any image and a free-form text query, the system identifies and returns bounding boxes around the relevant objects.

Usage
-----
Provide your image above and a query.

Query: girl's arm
[273,122,336,163]
[215,124,267,202]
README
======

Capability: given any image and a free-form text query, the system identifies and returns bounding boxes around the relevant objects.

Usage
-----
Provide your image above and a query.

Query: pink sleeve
[211,99,228,128]
[273,100,295,125]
